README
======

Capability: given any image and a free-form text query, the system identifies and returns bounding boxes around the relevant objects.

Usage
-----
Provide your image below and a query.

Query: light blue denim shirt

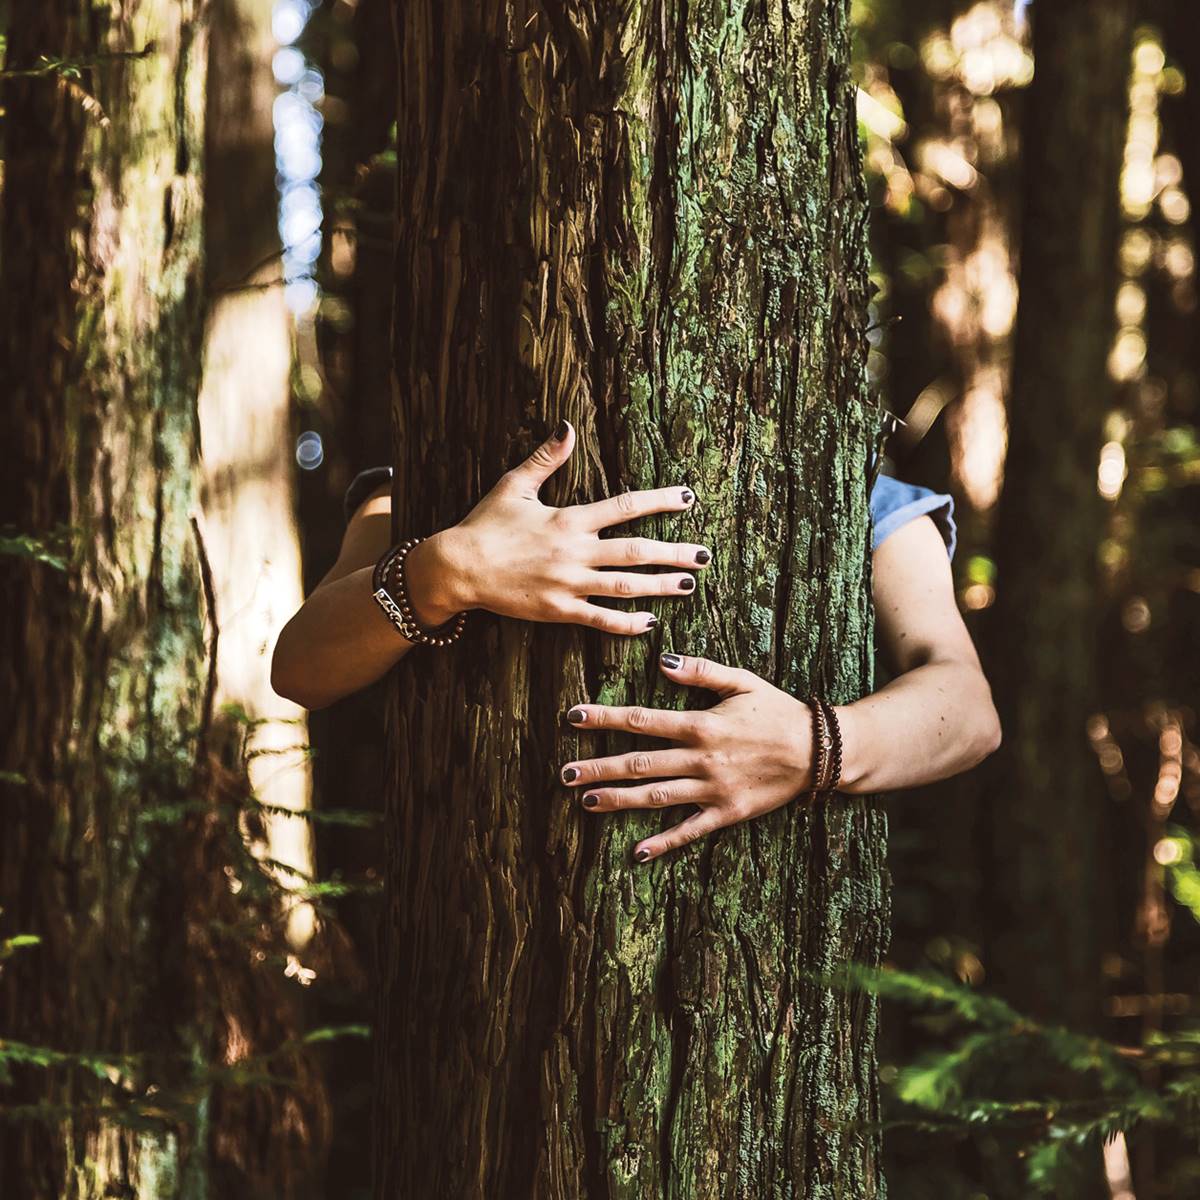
[345,462,957,560]
[870,471,957,560]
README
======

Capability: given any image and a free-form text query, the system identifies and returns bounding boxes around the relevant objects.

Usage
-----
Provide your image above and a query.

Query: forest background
[3,1,1200,1198]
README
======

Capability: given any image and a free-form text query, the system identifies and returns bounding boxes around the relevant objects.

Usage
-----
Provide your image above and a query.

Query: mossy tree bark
[0,7,213,1193]
[374,3,886,1197]
[984,0,1132,1030]
[0,5,326,1196]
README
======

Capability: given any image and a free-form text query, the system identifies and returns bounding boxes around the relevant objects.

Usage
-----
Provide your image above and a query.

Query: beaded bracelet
[804,694,843,798]
[814,696,843,793]
[806,696,827,802]
[371,537,467,648]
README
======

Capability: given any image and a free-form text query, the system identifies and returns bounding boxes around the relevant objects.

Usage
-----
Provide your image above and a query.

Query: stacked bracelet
[806,696,827,802]
[371,537,467,648]
[804,695,844,798]
[815,696,843,793]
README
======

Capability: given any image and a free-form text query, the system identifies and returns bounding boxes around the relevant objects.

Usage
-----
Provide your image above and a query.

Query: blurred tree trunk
[303,1,399,1190]
[373,3,885,1197]
[982,2,1132,1192]
[200,0,336,1189]
[0,5,325,1197]
[0,6,215,1194]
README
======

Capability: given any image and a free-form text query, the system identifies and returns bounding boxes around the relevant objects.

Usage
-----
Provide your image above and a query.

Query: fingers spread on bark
[556,748,701,784]
[559,602,656,636]
[579,778,707,813]
[634,805,727,863]
[584,571,697,600]
[576,486,696,531]
[591,537,712,570]
[659,652,753,698]
[565,704,698,741]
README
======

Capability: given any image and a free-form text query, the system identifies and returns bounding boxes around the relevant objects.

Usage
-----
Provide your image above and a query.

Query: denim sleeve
[869,471,957,560]
[343,465,394,525]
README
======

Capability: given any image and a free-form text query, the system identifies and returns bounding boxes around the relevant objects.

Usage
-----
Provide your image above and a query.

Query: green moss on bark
[376,3,885,1197]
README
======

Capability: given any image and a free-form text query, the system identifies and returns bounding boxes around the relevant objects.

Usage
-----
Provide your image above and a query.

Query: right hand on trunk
[406,421,710,635]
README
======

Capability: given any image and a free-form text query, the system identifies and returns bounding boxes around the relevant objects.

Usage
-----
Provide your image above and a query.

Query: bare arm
[559,511,1002,863]
[270,422,712,711]
[270,482,421,710]
[834,512,1002,793]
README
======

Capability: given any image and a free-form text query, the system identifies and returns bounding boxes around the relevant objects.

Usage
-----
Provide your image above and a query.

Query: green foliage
[1161,826,1200,924]
[832,965,1200,1193]
[136,796,378,830]
[1,688,378,1135]
[0,524,75,571]
[0,1040,132,1087]
[0,1025,370,1124]
[0,45,154,80]
[0,934,41,961]
[302,1024,370,1046]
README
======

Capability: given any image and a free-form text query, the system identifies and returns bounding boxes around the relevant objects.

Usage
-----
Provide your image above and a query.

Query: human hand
[410,421,711,635]
[559,652,821,862]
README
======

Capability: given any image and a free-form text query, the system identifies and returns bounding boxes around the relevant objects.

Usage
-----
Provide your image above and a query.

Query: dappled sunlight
[273,0,325,319]
[950,365,1007,511]
[198,279,315,950]
[858,0,1024,520]
[1103,28,1197,518]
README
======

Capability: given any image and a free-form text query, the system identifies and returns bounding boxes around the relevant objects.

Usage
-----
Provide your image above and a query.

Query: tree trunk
[0,6,326,1196]
[200,0,318,949]
[984,0,1132,1032]
[0,5,214,1193]
[374,3,885,1196]
[302,1,400,1191]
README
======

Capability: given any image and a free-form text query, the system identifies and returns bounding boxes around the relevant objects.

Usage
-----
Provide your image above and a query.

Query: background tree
[984,0,1133,1032]
[0,5,327,1195]
[372,1,888,1196]
[979,1,1133,1193]
[300,1,400,1188]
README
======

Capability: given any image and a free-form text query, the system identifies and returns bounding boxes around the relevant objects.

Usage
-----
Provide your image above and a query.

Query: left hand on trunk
[559,652,817,863]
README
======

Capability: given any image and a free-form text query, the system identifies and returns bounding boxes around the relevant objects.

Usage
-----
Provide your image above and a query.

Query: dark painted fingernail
[635,847,652,862]
[661,653,682,669]
[646,614,658,628]
[681,488,695,504]
[561,766,579,783]
[582,793,599,808]
[678,576,695,592]
[566,707,586,724]
[695,548,711,565]
[554,419,569,441]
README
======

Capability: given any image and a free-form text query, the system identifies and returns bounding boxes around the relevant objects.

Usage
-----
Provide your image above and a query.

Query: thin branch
[0,46,156,79]
[190,513,220,772]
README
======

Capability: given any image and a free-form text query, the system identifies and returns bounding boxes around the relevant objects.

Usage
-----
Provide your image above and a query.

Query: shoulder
[869,470,957,560]
[343,464,393,525]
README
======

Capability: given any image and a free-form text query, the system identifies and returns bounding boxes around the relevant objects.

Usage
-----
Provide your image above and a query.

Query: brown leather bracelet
[804,694,843,798]
[814,696,843,793]
[806,695,826,802]
[371,538,467,647]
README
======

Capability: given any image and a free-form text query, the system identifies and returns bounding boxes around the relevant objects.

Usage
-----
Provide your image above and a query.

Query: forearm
[270,535,466,710]
[832,659,1001,794]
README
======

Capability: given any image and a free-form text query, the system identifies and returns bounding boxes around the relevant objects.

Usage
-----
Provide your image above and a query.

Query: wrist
[830,702,868,793]
[785,696,818,790]
[402,528,476,628]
